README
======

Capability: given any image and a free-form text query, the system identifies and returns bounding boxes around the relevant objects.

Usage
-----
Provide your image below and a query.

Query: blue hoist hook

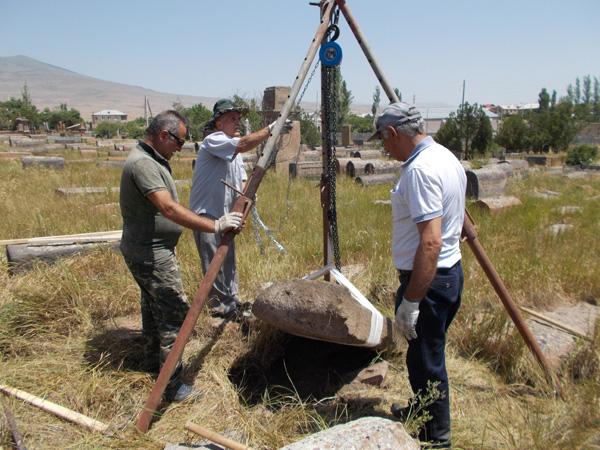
[320,24,342,67]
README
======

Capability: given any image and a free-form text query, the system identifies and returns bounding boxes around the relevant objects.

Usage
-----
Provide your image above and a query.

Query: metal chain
[323,64,341,270]
[250,59,321,254]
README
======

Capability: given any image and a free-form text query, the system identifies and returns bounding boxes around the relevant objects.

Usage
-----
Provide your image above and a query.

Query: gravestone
[466,166,508,199]
[342,124,352,146]
[21,156,65,170]
[253,278,393,349]
[261,86,301,172]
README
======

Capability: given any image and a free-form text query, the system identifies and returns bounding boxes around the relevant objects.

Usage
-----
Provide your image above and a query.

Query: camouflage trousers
[124,254,190,388]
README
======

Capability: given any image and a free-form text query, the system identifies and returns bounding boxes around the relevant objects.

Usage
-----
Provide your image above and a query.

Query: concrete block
[466,166,508,199]
[346,160,375,177]
[21,156,65,170]
[475,195,523,213]
[7,242,120,274]
[355,173,398,186]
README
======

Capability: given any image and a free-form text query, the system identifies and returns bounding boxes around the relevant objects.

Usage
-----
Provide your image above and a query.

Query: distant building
[92,110,128,128]
[490,103,539,118]
[419,107,500,135]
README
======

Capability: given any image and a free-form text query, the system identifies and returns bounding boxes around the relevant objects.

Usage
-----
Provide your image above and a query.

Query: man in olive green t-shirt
[119,110,242,402]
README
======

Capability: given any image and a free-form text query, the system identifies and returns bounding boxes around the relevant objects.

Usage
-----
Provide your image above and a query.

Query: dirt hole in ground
[228,333,378,407]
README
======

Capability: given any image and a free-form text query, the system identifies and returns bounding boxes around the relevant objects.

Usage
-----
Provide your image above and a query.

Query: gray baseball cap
[368,102,422,141]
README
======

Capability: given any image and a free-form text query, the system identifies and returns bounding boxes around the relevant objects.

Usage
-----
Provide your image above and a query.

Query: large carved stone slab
[253,278,393,349]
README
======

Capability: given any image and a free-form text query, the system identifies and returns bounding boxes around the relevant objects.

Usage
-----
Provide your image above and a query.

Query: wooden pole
[0,230,122,246]
[137,0,338,432]
[185,422,255,450]
[0,384,110,433]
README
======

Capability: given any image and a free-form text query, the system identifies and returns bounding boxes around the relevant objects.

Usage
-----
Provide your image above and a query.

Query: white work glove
[395,298,420,341]
[214,212,243,235]
[268,119,293,133]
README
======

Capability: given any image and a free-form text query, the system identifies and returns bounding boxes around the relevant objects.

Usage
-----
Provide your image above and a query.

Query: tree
[297,109,321,147]
[495,115,528,151]
[394,87,402,102]
[336,70,353,130]
[472,109,493,155]
[0,94,40,131]
[233,95,262,136]
[538,88,550,112]
[346,113,375,133]
[434,102,492,159]
[39,104,83,130]
[434,117,462,154]
[525,99,580,152]
[172,100,212,141]
[548,101,581,151]
[372,86,380,118]
[93,121,121,139]
[566,144,598,166]
[593,77,600,121]
[121,118,146,139]
[583,75,592,105]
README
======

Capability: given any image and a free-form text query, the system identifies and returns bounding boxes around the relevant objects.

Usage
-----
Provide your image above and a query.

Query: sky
[2,0,599,110]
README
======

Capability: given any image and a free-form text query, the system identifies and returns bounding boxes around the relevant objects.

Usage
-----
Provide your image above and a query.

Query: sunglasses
[166,130,185,146]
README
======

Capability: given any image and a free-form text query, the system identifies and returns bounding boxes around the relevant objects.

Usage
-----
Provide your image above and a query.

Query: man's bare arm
[146,190,216,233]
[403,216,443,303]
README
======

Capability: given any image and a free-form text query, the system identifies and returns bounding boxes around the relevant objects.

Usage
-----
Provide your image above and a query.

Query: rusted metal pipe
[335,0,400,104]
[137,193,254,433]
[137,0,338,432]
[255,1,337,170]
[461,215,566,400]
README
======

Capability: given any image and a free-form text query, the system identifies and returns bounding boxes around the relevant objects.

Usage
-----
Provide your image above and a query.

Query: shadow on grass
[228,330,378,409]
[83,320,228,380]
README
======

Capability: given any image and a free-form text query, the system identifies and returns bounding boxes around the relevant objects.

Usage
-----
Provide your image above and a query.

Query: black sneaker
[163,382,203,402]
[391,402,411,421]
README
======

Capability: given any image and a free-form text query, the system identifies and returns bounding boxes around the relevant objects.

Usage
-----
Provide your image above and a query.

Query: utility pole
[461,80,465,108]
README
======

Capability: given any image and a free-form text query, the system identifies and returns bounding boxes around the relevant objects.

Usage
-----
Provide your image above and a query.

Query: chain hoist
[320,9,342,271]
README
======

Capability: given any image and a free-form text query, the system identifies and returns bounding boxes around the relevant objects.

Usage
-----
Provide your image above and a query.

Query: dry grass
[1,150,599,449]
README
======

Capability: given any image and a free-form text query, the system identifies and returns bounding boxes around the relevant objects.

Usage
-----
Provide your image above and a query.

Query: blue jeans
[395,260,463,444]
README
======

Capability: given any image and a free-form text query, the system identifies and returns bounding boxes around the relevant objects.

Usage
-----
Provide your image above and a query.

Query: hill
[0,55,221,120]
[0,55,374,122]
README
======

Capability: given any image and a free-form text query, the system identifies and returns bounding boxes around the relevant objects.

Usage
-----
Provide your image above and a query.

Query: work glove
[214,212,243,235]
[268,119,293,134]
[395,298,420,341]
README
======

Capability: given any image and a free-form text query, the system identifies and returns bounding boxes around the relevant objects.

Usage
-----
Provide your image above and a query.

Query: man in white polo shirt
[370,102,466,449]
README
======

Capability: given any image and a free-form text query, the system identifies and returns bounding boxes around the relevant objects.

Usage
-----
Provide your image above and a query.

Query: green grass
[0,148,599,449]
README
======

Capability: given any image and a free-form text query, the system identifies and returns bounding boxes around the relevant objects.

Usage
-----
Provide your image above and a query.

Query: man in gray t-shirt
[120,110,243,402]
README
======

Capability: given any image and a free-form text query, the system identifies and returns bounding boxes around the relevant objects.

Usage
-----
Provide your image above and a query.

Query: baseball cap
[368,102,422,141]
